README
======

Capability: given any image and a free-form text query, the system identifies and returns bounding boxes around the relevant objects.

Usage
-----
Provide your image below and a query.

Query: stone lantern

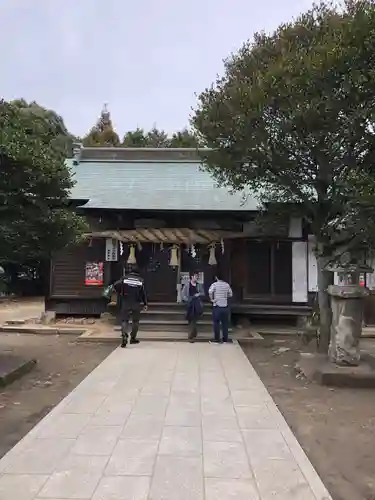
[326,252,373,366]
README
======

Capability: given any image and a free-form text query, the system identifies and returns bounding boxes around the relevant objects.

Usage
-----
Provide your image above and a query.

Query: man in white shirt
[208,273,233,343]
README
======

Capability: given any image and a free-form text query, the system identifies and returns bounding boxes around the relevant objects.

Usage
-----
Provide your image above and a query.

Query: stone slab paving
[0,341,332,500]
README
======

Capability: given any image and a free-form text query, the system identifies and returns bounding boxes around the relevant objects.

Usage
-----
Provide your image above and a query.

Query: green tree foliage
[122,128,148,147]
[83,105,120,147]
[121,126,199,147]
[12,99,78,157]
[146,126,170,147]
[192,0,375,352]
[0,99,87,265]
[169,128,200,148]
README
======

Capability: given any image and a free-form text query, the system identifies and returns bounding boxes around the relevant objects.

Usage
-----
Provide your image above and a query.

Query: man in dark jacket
[113,266,148,348]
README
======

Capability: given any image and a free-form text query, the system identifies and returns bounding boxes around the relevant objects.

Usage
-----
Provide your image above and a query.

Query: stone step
[106,315,215,324]
[78,330,242,343]
[145,308,212,315]
[108,301,185,308]
[108,302,215,312]
[0,355,37,387]
[104,310,215,324]
[147,302,191,308]
[114,318,213,325]
[114,321,219,333]
[142,310,213,322]
[142,314,212,323]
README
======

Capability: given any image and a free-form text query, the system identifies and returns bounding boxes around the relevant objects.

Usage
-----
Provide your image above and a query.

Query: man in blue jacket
[181,271,205,342]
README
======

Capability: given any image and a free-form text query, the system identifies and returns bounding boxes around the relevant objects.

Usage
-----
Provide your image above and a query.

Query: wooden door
[274,241,292,298]
[245,240,292,302]
[141,246,177,302]
[111,244,177,302]
[246,241,272,296]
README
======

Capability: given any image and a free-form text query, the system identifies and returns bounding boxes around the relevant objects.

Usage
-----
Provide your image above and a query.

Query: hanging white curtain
[127,244,137,264]
[208,244,217,266]
[169,245,179,267]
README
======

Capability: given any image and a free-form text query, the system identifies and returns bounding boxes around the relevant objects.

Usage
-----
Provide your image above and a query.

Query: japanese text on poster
[85,262,104,286]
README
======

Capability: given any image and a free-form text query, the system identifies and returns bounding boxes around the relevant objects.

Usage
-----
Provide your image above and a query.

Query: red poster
[85,262,104,286]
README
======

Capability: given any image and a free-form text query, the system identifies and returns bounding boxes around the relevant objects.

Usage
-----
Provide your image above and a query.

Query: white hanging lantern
[119,241,124,256]
[127,244,137,264]
[208,244,217,266]
[190,244,196,258]
[221,238,225,254]
[169,245,179,267]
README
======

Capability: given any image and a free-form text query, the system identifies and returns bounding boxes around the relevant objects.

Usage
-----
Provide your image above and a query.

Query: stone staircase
[108,302,218,335]
[76,302,266,343]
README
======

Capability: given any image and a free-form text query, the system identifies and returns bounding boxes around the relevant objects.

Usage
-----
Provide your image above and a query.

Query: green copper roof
[68,159,259,212]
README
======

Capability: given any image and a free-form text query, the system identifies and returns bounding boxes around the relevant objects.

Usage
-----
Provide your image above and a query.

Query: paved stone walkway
[0,342,332,500]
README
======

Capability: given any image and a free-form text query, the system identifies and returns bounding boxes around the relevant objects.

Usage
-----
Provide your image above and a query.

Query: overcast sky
[1,0,315,137]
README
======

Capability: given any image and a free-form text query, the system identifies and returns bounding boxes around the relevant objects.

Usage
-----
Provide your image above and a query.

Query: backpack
[102,284,114,300]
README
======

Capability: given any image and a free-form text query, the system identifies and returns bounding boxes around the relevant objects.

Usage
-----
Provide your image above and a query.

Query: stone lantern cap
[325,263,373,273]
[325,252,373,298]
[324,250,373,274]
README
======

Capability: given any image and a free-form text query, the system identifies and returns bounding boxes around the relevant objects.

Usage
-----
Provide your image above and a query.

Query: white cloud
[0,0,316,136]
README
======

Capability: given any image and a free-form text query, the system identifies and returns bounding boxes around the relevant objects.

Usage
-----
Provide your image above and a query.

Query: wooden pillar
[176,244,182,303]
[289,218,308,303]
[307,235,318,293]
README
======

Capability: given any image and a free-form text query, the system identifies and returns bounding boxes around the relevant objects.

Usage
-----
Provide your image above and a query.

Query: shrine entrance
[100,228,238,304]
[140,244,178,302]
[112,243,177,303]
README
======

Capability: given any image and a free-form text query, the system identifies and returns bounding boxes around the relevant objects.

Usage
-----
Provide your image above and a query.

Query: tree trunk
[317,255,333,354]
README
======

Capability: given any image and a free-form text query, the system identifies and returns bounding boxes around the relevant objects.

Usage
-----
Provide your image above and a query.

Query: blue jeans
[212,306,229,342]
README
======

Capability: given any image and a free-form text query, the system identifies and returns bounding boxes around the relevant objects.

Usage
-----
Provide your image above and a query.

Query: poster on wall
[85,262,104,286]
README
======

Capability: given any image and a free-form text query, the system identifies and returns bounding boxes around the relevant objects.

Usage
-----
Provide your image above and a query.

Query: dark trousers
[213,306,229,342]
[188,317,198,340]
[120,302,141,344]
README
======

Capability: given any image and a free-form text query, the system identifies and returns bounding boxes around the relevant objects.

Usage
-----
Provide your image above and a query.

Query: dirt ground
[0,334,115,459]
[242,338,375,500]
[0,297,44,325]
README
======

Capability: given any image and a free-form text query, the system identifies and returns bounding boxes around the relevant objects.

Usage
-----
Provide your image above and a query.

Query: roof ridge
[74,145,207,164]
[75,159,202,164]
[81,147,210,152]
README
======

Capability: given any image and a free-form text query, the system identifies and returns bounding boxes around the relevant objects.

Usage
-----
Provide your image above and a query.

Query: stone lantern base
[328,285,369,366]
